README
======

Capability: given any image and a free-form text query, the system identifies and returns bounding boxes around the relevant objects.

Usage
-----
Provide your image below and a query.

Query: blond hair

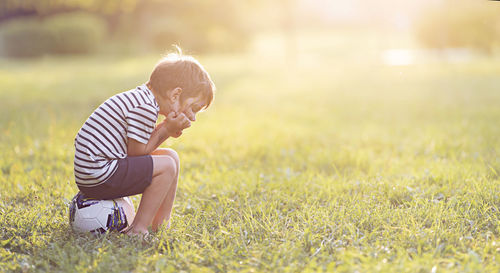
[149,50,215,110]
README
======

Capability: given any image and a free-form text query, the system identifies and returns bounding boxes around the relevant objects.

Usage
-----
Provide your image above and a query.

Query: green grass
[0,31,499,272]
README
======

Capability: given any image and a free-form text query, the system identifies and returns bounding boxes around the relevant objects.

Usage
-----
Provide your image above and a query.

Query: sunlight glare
[381,49,414,66]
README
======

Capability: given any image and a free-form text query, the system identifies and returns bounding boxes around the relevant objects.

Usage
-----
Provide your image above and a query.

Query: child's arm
[128,112,190,156]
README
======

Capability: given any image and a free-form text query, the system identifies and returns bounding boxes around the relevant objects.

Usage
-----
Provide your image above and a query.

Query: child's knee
[150,157,176,191]
[154,148,180,169]
[153,156,177,178]
[161,156,177,176]
[165,148,180,167]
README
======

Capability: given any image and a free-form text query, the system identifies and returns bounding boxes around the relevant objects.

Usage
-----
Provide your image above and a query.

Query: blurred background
[1,2,500,271]
[0,0,499,59]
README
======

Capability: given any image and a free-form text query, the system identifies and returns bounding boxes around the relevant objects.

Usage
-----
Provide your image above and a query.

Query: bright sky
[298,0,443,29]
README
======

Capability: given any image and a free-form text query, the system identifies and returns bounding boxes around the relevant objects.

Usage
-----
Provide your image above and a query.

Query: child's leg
[126,154,177,235]
[150,148,180,232]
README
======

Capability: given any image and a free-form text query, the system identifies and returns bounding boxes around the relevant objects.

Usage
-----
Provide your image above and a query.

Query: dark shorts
[78,155,154,200]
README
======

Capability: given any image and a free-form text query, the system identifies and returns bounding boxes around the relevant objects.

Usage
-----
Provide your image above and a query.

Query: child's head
[148,50,215,115]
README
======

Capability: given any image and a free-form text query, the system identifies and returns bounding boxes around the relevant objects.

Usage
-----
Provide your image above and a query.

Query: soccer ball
[69,192,135,234]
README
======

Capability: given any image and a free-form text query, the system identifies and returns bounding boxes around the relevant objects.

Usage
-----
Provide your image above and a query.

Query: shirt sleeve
[126,104,158,144]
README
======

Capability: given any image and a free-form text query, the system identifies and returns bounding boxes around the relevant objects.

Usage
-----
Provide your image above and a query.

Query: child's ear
[170,87,182,102]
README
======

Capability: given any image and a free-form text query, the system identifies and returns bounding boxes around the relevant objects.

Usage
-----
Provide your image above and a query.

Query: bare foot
[152,221,171,233]
[121,225,149,237]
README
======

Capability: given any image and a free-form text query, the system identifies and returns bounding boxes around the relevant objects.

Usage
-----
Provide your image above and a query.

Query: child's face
[158,87,204,122]
[175,94,205,122]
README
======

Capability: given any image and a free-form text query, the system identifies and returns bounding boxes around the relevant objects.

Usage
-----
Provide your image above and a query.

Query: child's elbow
[127,138,148,156]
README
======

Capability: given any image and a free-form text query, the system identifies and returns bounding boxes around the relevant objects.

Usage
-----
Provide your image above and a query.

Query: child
[73,51,215,236]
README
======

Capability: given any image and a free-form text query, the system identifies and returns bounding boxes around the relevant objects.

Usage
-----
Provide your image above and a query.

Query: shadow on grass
[0,192,173,272]
[28,225,168,272]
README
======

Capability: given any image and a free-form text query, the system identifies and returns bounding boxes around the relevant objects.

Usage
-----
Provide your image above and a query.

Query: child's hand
[165,112,191,138]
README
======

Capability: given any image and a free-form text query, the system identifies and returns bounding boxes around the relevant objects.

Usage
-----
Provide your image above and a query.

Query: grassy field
[0,30,499,272]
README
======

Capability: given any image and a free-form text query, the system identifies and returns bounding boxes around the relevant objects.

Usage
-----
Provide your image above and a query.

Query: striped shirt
[74,84,159,187]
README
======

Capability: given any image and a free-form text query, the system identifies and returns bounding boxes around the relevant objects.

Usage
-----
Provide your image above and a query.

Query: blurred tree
[0,0,279,54]
[0,0,137,33]
[281,0,297,65]
[0,12,106,57]
[415,0,500,53]
[0,0,137,19]
[118,0,254,53]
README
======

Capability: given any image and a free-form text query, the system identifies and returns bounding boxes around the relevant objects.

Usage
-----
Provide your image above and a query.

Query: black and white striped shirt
[74,84,159,187]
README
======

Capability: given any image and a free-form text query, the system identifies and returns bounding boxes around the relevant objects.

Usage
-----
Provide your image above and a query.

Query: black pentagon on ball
[106,200,129,232]
[73,192,100,209]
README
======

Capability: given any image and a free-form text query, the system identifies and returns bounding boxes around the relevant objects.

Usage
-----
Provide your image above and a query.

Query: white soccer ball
[69,192,135,234]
